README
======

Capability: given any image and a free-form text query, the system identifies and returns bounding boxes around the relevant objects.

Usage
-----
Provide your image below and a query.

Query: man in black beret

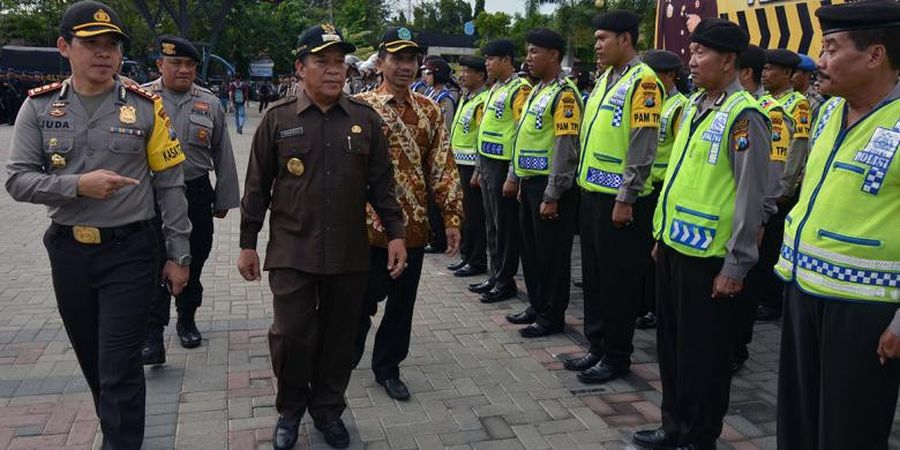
[567,10,664,385]
[732,44,795,373]
[634,49,687,332]
[139,34,240,366]
[633,17,772,450]
[506,28,581,339]
[776,2,900,449]
[467,40,533,303]
[447,55,489,278]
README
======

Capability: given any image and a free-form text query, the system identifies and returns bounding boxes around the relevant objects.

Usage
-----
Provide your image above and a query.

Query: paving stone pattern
[1,105,897,450]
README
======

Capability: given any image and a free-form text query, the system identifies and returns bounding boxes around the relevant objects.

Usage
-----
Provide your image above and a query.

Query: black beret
[738,45,766,71]
[765,49,800,69]
[380,27,423,54]
[592,10,641,32]
[690,18,749,53]
[296,24,356,59]
[526,28,565,51]
[60,1,129,42]
[422,58,451,76]
[481,40,515,58]
[817,0,900,35]
[459,55,487,73]
[158,35,200,62]
[642,50,682,72]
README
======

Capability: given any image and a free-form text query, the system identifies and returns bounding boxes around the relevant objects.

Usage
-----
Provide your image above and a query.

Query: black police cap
[690,18,749,53]
[642,50,682,72]
[296,24,356,60]
[158,35,200,63]
[60,0,129,42]
[380,27,423,54]
[765,49,800,69]
[738,45,766,71]
[459,55,487,73]
[592,10,641,32]
[422,58,451,76]
[481,40,515,58]
[526,28,565,52]
[817,0,900,35]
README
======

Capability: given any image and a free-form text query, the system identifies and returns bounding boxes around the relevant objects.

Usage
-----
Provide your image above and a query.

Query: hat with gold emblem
[60,0,129,42]
[380,27,423,54]
[158,35,200,63]
[295,24,357,60]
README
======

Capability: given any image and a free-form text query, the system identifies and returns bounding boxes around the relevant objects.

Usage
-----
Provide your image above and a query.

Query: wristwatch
[175,254,192,267]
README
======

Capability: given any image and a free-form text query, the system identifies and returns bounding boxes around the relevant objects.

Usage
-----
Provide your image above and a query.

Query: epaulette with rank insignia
[125,83,160,102]
[27,82,63,98]
[347,95,379,113]
[267,96,297,111]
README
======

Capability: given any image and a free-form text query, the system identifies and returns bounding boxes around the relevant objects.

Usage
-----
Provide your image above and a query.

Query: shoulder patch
[267,95,297,110]
[125,84,160,102]
[27,82,63,98]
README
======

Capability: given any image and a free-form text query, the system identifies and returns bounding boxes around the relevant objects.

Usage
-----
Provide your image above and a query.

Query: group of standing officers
[3,0,900,449]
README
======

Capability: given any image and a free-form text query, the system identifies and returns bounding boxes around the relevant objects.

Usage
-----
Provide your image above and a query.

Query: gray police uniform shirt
[5,77,191,259]
[143,78,240,211]
[691,78,771,280]
[752,86,794,223]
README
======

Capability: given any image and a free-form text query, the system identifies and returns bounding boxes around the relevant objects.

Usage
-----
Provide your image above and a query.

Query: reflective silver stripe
[797,270,900,301]
[798,239,900,272]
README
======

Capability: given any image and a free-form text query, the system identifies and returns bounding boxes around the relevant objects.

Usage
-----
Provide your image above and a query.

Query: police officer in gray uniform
[141,35,240,363]
[4,2,191,448]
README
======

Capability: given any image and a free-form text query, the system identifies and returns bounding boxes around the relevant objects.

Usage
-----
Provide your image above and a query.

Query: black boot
[176,309,202,349]
[142,326,166,366]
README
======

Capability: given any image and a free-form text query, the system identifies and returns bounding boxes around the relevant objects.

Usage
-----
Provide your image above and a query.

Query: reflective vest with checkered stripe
[778,90,808,128]
[775,96,900,303]
[477,77,531,161]
[652,90,764,258]
[652,92,688,184]
[512,78,581,177]
[577,63,661,196]
[450,89,489,166]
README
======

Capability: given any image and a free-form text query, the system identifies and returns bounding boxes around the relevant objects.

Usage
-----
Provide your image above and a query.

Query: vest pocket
[817,229,882,247]
[669,203,720,251]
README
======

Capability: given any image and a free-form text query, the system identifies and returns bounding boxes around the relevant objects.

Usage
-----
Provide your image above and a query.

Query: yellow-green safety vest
[477,77,532,161]
[577,63,663,196]
[512,78,582,177]
[777,90,810,137]
[652,90,766,257]
[775,96,900,303]
[759,95,792,163]
[450,89,489,166]
[652,92,688,184]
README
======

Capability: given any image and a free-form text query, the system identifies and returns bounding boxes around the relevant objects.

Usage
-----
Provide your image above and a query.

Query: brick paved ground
[1,104,897,450]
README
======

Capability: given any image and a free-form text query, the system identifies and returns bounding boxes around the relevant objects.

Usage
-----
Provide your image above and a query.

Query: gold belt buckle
[72,226,101,244]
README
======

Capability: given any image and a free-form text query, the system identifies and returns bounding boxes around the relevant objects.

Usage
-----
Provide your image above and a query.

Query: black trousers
[44,222,157,450]
[355,247,426,381]
[481,158,520,290]
[777,284,900,450]
[734,206,788,362]
[580,192,653,367]
[519,177,576,328]
[148,175,215,328]
[656,243,738,445]
[268,269,368,424]
[638,184,662,316]
[458,164,487,270]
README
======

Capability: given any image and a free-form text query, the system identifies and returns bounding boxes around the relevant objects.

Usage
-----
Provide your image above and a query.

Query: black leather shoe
[315,418,350,449]
[635,312,657,330]
[176,318,202,349]
[572,279,584,288]
[378,378,411,400]
[563,353,601,371]
[447,260,467,271]
[480,286,517,303]
[756,305,782,321]
[519,323,562,338]
[578,360,628,384]
[141,329,165,366]
[632,428,679,449]
[468,280,494,294]
[454,264,487,277]
[272,415,300,450]
[505,309,536,324]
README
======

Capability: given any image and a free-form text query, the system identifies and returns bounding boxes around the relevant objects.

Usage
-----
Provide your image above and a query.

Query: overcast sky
[480,0,558,16]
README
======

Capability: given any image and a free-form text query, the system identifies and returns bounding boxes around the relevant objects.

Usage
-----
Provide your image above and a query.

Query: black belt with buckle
[50,220,150,244]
